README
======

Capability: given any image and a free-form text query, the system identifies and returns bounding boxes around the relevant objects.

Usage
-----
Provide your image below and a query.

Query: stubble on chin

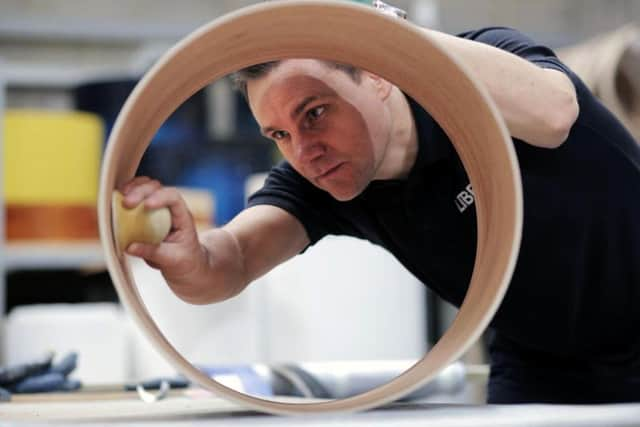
[327,181,367,202]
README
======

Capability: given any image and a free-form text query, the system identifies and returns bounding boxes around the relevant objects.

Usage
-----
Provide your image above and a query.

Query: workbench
[2,395,640,427]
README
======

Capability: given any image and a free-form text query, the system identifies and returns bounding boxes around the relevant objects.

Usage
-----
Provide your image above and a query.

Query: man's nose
[294,132,325,163]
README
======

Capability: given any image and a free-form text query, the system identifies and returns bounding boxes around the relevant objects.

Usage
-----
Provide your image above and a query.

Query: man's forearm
[424,29,579,148]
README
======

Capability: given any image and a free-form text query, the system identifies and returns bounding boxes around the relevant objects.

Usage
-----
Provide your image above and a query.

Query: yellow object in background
[4,110,103,205]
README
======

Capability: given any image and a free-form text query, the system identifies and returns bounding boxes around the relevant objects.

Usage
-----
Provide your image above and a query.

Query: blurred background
[0,0,638,405]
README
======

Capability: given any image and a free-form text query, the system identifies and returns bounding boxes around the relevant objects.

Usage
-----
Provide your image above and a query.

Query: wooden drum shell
[98,1,523,415]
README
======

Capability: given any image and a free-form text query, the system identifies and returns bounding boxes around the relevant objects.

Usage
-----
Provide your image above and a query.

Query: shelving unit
[0,72,108,318]
[0,9,221,320]
[4,242,105,272]
[0,64,6,314]
[0,18,197,43]
[3,63,121,89]
[0,9,173,316]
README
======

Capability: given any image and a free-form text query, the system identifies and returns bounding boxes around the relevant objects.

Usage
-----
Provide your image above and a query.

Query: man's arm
[121,177,310,305]
[194,205,310,304]
[425,29,579,149]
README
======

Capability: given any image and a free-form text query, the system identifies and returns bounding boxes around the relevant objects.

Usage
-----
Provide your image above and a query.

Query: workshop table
[2,395,640,427]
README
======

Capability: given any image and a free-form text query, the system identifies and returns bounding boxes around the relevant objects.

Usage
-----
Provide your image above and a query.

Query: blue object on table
[0,351,82,399]
[0,352,53,385]
[49,352,77,376]
[13,372,66,393]
[197,365,273,397]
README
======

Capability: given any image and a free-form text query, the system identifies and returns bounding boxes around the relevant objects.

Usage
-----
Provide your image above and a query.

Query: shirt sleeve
[457,27,573,76]
[457,26,591,114]
[246,161,337,246]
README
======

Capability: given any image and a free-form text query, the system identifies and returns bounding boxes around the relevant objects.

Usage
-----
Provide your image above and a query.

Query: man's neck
[374,87,418,180]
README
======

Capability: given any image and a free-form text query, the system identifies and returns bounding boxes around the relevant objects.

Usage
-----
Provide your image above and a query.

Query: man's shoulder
[269,160,298,177]
[262,161,313,190]
[456,26,538,50]
[249,160,331,204]
[456,26,517,39]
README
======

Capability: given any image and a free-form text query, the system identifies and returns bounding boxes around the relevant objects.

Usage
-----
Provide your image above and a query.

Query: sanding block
[111,191,171,253]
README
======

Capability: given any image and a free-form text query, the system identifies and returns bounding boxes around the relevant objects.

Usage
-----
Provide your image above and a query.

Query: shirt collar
[357,96,453,203]
[405,95,453,174]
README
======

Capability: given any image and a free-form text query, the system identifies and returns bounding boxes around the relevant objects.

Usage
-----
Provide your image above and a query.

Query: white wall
[128,236,427,379]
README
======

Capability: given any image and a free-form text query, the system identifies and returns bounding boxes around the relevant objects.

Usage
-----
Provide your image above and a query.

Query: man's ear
[362,71,393,101]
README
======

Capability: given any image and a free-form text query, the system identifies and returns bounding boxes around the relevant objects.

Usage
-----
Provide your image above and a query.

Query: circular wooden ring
[98,0,523,415]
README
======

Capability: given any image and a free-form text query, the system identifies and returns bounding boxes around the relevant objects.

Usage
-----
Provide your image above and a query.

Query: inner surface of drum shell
[98,0,522,415]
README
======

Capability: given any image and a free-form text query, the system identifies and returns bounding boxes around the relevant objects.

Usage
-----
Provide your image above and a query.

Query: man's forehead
[259,60,334,89]
[248,61,338,107]
[276,58,333,75]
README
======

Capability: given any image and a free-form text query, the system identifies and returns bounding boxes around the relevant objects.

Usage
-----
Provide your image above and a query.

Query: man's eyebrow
[260,95,324,137]
[291,95,320,119]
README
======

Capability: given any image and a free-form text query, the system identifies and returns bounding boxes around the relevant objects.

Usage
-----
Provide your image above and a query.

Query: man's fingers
[118,180,194,234]
[121,179,163,208]
[143,187,195,232]
[120,176,152,194]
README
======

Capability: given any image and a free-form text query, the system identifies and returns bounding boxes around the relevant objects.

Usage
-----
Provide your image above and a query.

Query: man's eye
[271,130,289,140]
[307,106,325,121]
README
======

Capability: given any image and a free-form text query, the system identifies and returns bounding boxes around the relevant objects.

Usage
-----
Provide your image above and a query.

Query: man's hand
[119,177,212,302]
[120,177,310,305]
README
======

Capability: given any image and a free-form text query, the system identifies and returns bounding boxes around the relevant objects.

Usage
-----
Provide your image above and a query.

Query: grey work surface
[2,397,640,427]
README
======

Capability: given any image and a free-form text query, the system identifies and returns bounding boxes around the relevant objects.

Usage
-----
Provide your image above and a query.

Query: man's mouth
[317,162,344,180]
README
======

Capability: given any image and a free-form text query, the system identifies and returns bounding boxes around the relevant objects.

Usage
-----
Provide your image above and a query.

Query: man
[121,27,640,404]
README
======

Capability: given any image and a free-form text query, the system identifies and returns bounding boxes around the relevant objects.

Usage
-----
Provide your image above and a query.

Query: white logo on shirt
[455,184,475,213]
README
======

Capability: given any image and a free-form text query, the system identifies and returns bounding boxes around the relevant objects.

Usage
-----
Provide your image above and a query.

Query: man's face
[247,59,392,201]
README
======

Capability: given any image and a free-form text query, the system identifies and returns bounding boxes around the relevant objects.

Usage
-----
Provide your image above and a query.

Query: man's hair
[230,60,362,100]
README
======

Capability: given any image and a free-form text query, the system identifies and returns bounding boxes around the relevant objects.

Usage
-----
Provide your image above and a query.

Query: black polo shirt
[248,27,640,362]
